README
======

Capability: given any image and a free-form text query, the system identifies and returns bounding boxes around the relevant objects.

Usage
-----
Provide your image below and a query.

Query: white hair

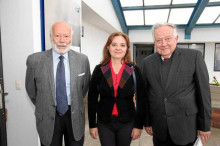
[151,22,178,41]
[50,22,74,39]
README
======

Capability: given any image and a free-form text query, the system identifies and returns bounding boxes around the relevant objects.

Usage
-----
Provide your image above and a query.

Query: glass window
[197,6,220,24]
[145,9,169,25]
[120,0,143,7]
[169,8,194,24]
[144,0,171,6]
[172,0,198,4]
[214,44,220,71]
[215,16,220,23]
[124,10,144,25]
[177,43,205,57]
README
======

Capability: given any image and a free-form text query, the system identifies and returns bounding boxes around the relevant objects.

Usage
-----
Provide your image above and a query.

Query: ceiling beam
[128,24,220,30]
[122,2,220,11]
[111,0,128,34]
[123,4,196,10]
[185,0,209,39]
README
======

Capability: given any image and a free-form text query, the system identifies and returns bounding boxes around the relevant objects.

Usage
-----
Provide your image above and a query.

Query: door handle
[4,92,8,96]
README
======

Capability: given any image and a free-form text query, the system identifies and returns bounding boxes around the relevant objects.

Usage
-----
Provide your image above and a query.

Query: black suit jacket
[88,63,145,129]
[142,48,211,145]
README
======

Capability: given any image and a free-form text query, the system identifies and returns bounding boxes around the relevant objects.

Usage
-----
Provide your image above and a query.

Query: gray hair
[151,22,178,41]
[50,22,74,38]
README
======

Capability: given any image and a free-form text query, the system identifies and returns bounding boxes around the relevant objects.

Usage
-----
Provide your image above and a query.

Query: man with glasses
[142,22,211,146]
[25,21,90,146]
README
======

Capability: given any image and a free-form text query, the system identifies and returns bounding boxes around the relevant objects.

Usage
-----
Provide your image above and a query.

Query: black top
[88,63,146,129]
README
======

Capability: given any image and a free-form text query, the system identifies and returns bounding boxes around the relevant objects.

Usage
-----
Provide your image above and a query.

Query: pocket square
[78,72,85,76]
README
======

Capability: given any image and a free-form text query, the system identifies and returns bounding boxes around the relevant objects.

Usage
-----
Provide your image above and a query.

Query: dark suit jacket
[142,48,211,145]
[88,63,145,129]
[25,49,90,145]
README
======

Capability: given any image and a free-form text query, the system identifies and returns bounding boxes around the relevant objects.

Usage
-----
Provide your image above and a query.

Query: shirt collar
[161,54,172,61]
[52,49,69,60]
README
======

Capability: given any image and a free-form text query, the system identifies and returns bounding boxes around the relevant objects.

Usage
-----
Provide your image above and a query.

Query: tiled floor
[84,102,220,146]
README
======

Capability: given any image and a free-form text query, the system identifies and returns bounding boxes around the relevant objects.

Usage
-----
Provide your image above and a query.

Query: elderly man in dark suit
[142,22,211,146]
[25,21,90,146]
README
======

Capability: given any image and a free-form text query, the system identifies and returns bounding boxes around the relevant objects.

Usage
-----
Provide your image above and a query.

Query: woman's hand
[89,128,98,139]
[131,128,142,140]
[145,126,153,136]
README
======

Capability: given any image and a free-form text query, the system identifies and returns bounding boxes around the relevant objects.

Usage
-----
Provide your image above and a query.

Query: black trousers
[41,108,84,146]
[97,116,133,146]
[153,130,196,146]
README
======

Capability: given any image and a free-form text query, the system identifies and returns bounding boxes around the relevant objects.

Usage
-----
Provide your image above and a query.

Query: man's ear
[175,35,179,42]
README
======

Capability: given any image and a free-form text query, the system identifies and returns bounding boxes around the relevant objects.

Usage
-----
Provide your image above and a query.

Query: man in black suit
[142,23,211,146]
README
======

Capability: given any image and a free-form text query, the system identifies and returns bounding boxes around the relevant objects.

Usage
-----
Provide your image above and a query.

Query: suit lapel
[154,53,163,91]
[100,63,134,89]
[119,64,134,88]
[68,50,77,98]
[101,63,113,88]
[45,50,56,103]
[164,49,182,91]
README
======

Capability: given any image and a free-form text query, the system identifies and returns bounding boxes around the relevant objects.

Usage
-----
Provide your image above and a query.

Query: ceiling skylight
[145,9,169,25]
[169,8,194,24]
[197,6,220,24]
[172,0,198,4]
[144,0,171,6]
[120,0,143,7]
[124,10,144,25]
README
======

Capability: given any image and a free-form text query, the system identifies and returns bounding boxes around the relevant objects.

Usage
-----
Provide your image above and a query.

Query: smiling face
[51,22,72,55]
[154,25,178,58]
[108,36,127,61]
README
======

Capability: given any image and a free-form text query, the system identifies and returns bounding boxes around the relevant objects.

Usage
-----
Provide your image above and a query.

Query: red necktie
[164,58,169,62]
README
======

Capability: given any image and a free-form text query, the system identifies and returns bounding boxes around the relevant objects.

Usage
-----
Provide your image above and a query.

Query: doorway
[0,28,7,146]
[134,44,154,69]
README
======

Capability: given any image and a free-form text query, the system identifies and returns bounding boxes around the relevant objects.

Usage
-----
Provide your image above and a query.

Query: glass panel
[197,6,220,24]
[178,44,205,57]
[215,16,220,23]
[214,44,220,71]
[210,0,220,2]
[144,0,171,6]
[120,0,143,7]
[172,0,198,4]
[169,8,194,24]
[189,44,204,56]
[177,44,189,49]
[145,9,169,25]
[124,11,144,25]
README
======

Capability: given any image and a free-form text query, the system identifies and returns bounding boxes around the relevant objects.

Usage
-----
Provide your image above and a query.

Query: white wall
[81,1,122,72]
[1,0,41,146]
[82,0,122,32]
[129,28,220,83]
[81,20,110,72]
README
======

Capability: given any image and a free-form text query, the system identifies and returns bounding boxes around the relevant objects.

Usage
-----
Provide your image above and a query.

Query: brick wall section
[211,109,220,128]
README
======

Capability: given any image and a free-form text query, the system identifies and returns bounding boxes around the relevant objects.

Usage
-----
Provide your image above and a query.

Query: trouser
[97,116,134,146]
[41,108,84,146]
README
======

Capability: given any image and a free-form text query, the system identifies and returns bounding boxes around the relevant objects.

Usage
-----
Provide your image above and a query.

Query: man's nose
[161,39,167,46]
[59,36,65,42]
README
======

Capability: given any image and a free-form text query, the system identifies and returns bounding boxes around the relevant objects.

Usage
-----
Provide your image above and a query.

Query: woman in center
[88,32,146,146]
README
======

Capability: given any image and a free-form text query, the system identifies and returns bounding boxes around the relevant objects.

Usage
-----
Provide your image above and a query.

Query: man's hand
[89,128,98,139]
[131,128,142,140]
[198,130,211,144]
[145,126,153,136]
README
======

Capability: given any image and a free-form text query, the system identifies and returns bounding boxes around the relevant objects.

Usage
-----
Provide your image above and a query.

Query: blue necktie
[56,56,68,116]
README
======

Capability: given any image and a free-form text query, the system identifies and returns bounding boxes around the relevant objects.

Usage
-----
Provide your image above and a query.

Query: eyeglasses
[155,37,173,44]
[53,34,70,40]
